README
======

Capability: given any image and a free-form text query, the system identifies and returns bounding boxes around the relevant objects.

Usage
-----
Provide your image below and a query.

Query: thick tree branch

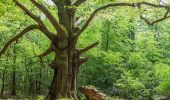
[0,25,39,58]
[78,42,99,54]
[13,0,56,41]
[73,0,87,7]
[30,0,67,37]
[75,2,170,37]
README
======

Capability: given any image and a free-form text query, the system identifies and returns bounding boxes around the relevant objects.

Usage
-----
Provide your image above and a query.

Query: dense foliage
[0,0,170,100]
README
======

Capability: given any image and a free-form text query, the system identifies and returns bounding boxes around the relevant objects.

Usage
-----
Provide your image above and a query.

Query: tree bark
[46,39,80,99]
[46,67,78,100]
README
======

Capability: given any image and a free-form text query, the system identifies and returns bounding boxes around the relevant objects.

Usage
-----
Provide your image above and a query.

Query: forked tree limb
[75,2,170,37]
[140,15,170,25]
[140,7,170,25]
[13,0,38,20]
[13,0,56,41]
[73,0,87,7]
[30,0,67,37]
[78,42,99,54]
[0,24,39,58]
[38,47,54,58]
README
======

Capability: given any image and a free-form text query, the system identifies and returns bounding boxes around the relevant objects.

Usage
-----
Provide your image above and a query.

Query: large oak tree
[0,0,170,99]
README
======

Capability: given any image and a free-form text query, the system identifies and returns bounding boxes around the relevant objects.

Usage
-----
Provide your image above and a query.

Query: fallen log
[79,86,108,100]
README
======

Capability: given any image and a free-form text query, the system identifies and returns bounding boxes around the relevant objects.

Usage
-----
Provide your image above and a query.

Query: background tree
[1,0,170,100]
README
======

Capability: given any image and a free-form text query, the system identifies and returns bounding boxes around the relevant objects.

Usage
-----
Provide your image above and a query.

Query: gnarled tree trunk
[46,36,82,99]
[46,1,79,99]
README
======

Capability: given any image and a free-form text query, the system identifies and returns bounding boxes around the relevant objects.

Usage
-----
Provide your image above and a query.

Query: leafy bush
[115,71,150,99]
[155,63,170,96]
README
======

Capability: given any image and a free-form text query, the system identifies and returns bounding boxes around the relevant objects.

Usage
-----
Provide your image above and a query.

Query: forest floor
[0,91,167,100]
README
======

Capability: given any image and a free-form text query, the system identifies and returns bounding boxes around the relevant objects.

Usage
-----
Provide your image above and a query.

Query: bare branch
[140,6,170,25]
[140,15,170,25]
[0,25,39,58]
[30,0,67,37]
[141,2,168,8]
[38,47,54,58]
[164,9,169,17]
[79,57,88,65]
[73,0,87,7]
[13,0,39,21]
[13,0,56,41]
[75,2,170,37]
[78,42,99,54]
[140,16,151,25]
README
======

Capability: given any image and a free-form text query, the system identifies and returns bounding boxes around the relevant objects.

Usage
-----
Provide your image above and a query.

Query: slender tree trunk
[29,68,34,95]
[11,67,16,95]
[1,78,5,96]
[35,72,41,94]
[12,44,17,96]
[1,67,6,96]
[105,27,109,52]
